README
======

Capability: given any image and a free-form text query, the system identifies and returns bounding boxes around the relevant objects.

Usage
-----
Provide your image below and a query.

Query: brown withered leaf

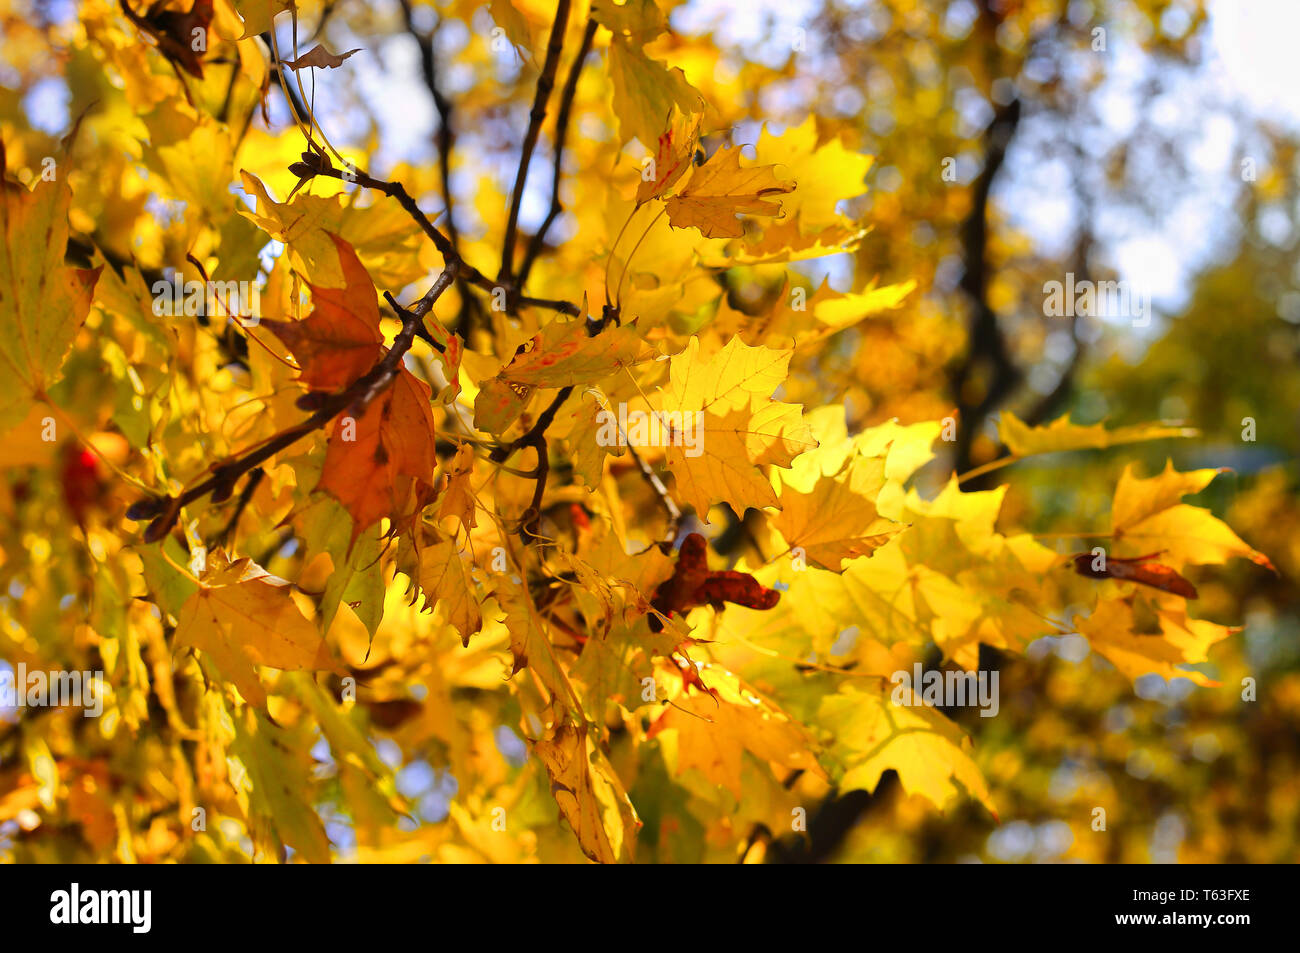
[281,45,363,70]
[124,0,215,79]
[1071,550,1199,599]
[648,533,780,632]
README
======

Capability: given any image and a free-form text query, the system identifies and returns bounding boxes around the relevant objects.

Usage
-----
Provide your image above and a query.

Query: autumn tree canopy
[0,0,1294,865]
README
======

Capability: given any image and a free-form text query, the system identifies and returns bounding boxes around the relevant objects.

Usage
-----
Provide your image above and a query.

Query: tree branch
[487,307,615,542]
[517,16,598,292]
[499,0,572,298]
[260,31,310,123]
[130,266,459,543]
[396,0,486,336]
[626,444,682,542]
[397,0,460,253]
[302,160,581,317]
[950,96,1022,477]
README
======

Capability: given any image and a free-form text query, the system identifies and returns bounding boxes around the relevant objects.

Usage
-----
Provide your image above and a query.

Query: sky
[1006,0,1300,316]
[1211,0,1300,127]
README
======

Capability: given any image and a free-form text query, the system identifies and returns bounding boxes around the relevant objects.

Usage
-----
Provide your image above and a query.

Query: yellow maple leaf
[605,35,703,152]
[752,116,874,233]
[231,707,332,863]
[665,145,795,239]
[401,537,483,648]
[1075,597,1234,686]
[714,276,915,347]
[772,452,904,571]
[238,170,425,290]
[0,170,101,429]
[592,0,666,39]
[566,387,626,489]
[498,318,643,388]
[998,411,1197,457]
[176,559,337,709]
[487,0,543,62]
[708,217,867,266]
[437,442,479,532]
[658,336,816,518]
[654,663,825,800]
[533,724,640,864]
[819,684,996,814]
[473,318,643,434]
[635,106,703,205]
[1110,460,1274,570]
[493,572,574,711]
[232,0,295,40]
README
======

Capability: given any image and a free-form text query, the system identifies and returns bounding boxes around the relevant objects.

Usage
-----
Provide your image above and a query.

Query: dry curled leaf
[281,45,363,70]
[1071,550,1199,599]
[648,533,780,632]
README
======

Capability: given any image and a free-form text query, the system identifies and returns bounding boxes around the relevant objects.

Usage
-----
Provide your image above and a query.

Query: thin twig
[305,161,581,317]
[208,467,264,547]
[260,31,310,127]
[625,444,682,541]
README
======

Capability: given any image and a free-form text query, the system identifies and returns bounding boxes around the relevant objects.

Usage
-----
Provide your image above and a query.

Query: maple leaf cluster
[0,0,1280,867]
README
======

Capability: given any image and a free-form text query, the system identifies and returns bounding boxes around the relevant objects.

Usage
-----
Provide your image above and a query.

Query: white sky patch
[1210,0,1300,128]
[672,0,822,63]
[22,77,69,135]
[1110,234,1186,311]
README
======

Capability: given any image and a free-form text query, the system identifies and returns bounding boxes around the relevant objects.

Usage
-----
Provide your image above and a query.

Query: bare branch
[950,96,1022,477]
[499,0,572,296]
[517,17,598,291]
[398,0,459,253]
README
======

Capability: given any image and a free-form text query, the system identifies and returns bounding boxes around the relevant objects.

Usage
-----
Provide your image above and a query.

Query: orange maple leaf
[266,233,437,540]
[263,235,385,392]
[318,360,437,543]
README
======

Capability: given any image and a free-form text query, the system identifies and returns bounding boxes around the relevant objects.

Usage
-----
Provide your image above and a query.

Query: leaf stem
[614,206,667,307]
[954,453,1021,485]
